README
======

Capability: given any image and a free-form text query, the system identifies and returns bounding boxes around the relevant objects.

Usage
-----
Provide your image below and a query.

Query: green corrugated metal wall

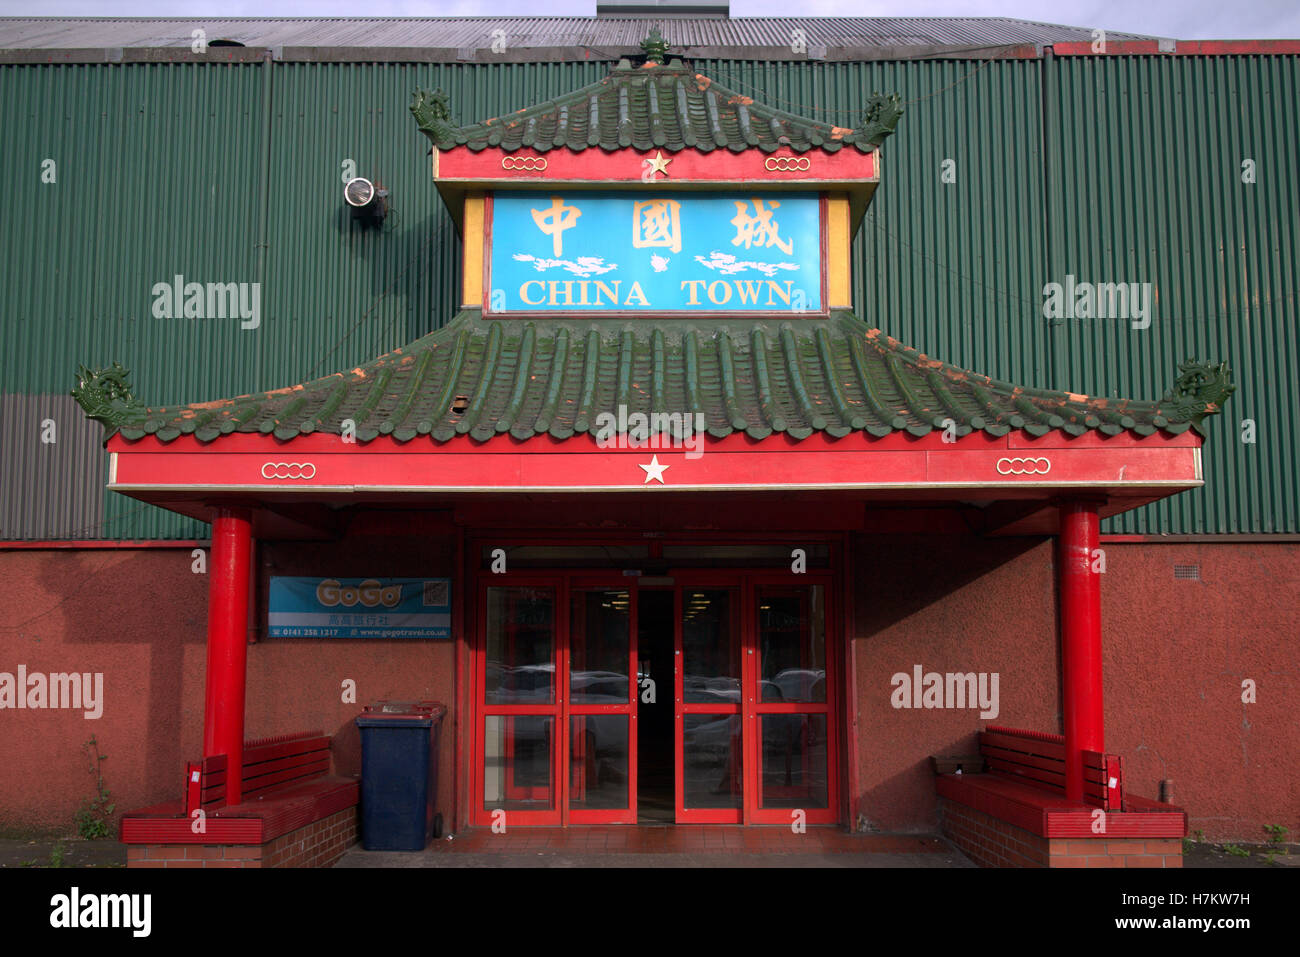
[698,59,1052,391]
[1043,55,1300,534]
[1,55,1293,538]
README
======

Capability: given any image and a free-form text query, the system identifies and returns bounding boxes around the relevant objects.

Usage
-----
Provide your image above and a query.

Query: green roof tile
[412,59,903,157]
[87,311,1233,446]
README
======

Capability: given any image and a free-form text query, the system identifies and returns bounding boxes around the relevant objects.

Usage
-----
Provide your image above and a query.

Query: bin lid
[363,699,444,715]
[355,700,446,727]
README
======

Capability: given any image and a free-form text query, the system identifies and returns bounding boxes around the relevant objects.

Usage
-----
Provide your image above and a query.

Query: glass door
[476,565,839,828]
[672,574,837,825]
[749,579,836,824]
[478,579,562,826]
[566,583,637,824]
[674,579,744,823]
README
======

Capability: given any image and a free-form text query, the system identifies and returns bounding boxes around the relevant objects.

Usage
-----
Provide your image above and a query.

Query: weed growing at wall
[75,736,115,840]
[1262,825,1290,865]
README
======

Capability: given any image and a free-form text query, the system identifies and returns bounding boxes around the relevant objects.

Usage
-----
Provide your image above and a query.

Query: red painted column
[203,507,252,805]
[1058,501,1104,803]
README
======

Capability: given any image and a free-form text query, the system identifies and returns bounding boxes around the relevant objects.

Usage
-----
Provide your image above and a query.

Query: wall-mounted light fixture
[344,177,389,226]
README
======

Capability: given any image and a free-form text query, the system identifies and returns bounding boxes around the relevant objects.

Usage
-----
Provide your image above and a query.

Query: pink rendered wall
[850,536,1300,842]
[2,536,1296,843]
[0,537,457,835]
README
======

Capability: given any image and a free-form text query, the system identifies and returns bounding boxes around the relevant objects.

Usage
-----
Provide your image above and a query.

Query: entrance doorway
[471,570,838,827]
[637,590,674,823]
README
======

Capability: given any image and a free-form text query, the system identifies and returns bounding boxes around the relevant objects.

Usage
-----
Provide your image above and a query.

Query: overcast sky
[1,0,1297,42]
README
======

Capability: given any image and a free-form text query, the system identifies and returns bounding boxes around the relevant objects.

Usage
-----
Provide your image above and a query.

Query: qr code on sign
[423,580,449,606]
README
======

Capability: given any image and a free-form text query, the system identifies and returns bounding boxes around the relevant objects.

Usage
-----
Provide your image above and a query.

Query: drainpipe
[1058,500,1103,803]
[203,507,253,805]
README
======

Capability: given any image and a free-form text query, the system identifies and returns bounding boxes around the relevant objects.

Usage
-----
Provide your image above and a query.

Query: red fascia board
[105,429,1204,499]
[1054,40,1300,56]
[1172,40,1300,54]
[436,144,877,186]
[108,427,1200,455]
[109,442,1202,493]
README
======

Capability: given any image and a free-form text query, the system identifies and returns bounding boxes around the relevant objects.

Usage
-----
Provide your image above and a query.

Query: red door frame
[674,574,745,824]
[471,571,641,827]
[566,575,639,825]
[672,570,839,825]
[747,575,838,826]
[466,535,845,827]
[472,575,564,827]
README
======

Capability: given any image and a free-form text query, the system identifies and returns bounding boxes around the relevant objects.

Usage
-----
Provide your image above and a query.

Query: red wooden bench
[933,725,1187,839]
[121,730,359,850]
[185,731,334,813]
[976,726,1122,810]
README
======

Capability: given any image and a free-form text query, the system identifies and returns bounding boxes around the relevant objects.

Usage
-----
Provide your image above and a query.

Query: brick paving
[335,827,976,867]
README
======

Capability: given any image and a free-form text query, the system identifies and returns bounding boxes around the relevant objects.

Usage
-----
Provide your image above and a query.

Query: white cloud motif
[513,254,618,277]
[694,250,799,278]
[650,254,670,273]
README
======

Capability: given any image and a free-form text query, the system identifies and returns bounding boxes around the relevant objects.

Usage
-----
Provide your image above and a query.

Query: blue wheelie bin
[355,701,446,851]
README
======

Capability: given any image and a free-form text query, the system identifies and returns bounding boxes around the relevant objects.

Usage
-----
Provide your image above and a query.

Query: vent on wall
[1173,564,1201,581]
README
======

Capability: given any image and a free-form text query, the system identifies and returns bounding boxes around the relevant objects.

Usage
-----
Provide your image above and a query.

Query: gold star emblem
[646,150,672,178]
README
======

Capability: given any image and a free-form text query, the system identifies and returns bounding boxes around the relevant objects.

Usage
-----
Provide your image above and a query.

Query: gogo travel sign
[488,190,823,314]
[268,577,451,639]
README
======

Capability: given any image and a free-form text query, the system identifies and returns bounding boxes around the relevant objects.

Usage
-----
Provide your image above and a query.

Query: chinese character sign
[488,190,822,313]
[530,196,582,256]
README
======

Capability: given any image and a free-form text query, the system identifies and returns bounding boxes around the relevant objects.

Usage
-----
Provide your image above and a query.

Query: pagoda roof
[77,311,1232,446]
[413,58,901,157]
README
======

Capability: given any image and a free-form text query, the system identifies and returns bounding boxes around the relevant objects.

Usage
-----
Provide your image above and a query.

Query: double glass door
[473,573,836,826]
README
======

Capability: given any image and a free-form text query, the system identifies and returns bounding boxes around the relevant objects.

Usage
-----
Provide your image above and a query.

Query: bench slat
[243,748,329,778]
[982,736,1111,778]
[243,735,331,766]
[983,746,1066,775]
[202,767,228,788]
[184,732,332,812]
[980,730,1066,760]
[242,758,332,799]
[986,759,1065,792]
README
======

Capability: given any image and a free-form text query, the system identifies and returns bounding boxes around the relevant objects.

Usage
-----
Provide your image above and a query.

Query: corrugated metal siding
[0,59,611,540]
[1,55,1294,538]
[0,17,1160,53]
[0,394,105,538]
[1045,54,1300,533]
[0,62,268,539]
[696,58,1050,388]
[260,61,609,387]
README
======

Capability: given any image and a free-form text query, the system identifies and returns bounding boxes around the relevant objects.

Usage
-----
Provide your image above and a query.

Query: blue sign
[488,190,823,314]
[268,577,451,639]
